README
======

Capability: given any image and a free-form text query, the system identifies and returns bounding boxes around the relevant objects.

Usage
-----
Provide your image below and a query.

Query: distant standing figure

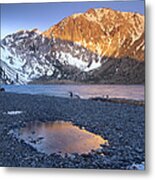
[105,95,109,99]
[68,91,80,99]
[68,91,73,98]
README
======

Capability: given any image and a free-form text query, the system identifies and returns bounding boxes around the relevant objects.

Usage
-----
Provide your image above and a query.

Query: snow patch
[57,52,88,71]
[56,51,102,72]
[85,58,102,72]
[3,111,23,115]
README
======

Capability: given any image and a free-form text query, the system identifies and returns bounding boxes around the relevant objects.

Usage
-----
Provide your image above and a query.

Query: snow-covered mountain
[0,8,145,84]
[0,29,53,84]
[0,29,102,84]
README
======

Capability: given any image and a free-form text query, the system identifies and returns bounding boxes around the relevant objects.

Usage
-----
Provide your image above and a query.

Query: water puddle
[11,121,108,155]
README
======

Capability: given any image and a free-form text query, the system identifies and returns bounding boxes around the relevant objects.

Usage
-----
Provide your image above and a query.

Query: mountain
[0,29,53,84]
[44,8,144,61]
[0,29,100,84]
[0,8,145,85]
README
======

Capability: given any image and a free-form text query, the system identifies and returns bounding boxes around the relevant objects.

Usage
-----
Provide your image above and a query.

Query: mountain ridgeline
[0,8,145,84]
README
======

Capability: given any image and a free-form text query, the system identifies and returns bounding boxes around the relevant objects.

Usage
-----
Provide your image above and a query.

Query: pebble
[135,147,143,153]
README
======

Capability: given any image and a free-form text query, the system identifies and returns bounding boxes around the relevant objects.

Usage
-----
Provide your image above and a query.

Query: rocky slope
[0,8,145,84]
[44,8,144,61]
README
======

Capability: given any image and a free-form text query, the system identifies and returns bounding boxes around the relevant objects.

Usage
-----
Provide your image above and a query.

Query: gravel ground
[0,92,145,169]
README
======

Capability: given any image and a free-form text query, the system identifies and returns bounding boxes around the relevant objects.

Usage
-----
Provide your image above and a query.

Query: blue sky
[0,1,145,38]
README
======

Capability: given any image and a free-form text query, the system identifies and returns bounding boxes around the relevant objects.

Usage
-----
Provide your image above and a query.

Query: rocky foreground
[0,93,145,169]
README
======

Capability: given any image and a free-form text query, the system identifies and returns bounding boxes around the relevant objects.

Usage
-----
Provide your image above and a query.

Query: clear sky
[0,0,145,39]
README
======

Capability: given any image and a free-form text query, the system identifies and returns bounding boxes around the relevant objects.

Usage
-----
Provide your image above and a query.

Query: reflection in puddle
[13,121,108,155]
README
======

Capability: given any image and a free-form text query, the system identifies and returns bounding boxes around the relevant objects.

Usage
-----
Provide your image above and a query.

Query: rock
[135,147,143,153]
[111,155,118,161]
[68,154,76,160]
[31,161,36,167]
[95,147,103,154]
[37,137,44,141]
[126,162,145,170]
[81,153,92,158]
[115,125,122,130]
[0,88,5,92]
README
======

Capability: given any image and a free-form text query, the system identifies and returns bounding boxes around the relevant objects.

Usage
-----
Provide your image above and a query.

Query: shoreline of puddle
[9,121,109,156]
